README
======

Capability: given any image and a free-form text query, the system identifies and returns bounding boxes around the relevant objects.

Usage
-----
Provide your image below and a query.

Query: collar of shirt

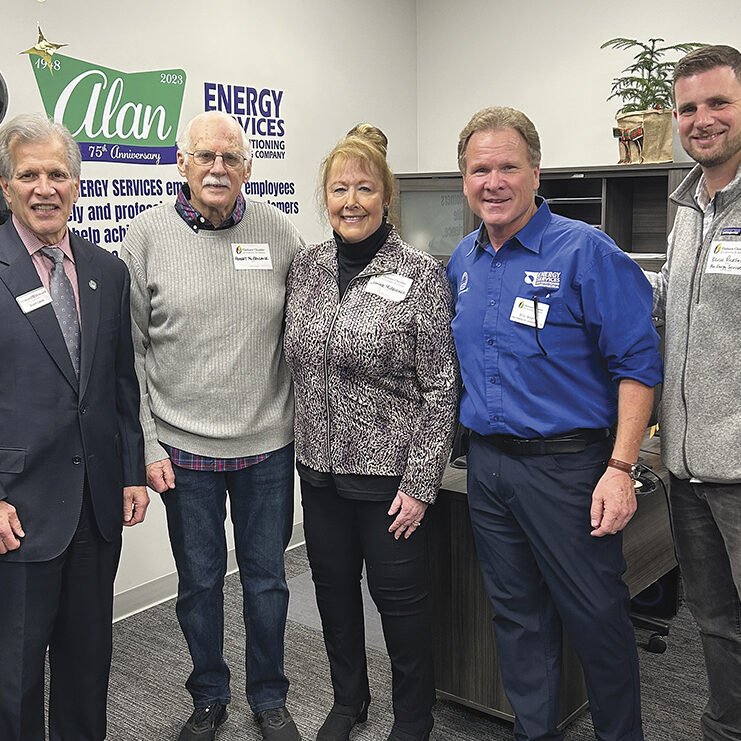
[175,182,246,232]
[12,214,75,262]
[694,174,716,242]
[473,196,549,257]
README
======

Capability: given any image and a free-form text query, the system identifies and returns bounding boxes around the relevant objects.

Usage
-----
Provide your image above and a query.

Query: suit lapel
[70,233,101,399]
[0,222,78,391]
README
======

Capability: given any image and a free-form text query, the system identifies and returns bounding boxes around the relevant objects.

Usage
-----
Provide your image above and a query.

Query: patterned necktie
[40,246,80,377]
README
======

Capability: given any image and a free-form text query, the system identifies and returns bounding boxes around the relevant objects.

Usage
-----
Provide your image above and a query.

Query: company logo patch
[720,227,741,236]
[459,271,469,294]
[524,270,560,290]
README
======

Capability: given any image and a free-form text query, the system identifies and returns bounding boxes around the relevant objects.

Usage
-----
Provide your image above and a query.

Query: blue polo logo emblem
[459,271,469,294]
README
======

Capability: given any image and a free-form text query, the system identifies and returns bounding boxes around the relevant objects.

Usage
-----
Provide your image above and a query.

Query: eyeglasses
[187,150,246,169]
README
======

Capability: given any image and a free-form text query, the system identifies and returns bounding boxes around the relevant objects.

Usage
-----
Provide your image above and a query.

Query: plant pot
[613,108,673,164]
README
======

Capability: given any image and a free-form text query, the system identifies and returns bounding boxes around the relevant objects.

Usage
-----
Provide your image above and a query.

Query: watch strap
[607,457,635,476]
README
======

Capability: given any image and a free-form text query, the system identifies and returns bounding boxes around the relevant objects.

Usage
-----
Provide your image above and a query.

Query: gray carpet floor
[107,544,706,740]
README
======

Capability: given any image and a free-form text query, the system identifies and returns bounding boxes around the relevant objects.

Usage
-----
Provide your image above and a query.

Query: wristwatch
[607,458,639,479]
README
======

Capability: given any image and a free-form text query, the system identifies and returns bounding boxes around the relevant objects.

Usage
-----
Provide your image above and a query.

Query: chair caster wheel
[647,634,667,653]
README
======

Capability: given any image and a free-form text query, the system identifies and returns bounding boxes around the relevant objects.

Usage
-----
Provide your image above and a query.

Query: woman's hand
[388,490,429,540]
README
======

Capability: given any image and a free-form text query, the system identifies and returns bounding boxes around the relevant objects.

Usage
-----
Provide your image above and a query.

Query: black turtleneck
[335,221,392,298]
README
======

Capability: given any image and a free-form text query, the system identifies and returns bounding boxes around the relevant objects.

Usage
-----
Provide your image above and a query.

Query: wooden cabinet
[395,163,692,270]
[539,163,692,271]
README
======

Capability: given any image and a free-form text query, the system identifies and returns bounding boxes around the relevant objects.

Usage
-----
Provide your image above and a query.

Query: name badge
[510,296,549,328]
[705,241,741,275]
[365,274,413,302]
[232,243,273,270]
[16,286,53,314]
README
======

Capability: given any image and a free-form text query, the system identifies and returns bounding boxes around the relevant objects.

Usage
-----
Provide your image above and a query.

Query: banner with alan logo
[24,51,187,250]
[31,53,185,165]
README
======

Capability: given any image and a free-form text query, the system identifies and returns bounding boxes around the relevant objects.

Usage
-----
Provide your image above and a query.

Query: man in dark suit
[0,113,148,741]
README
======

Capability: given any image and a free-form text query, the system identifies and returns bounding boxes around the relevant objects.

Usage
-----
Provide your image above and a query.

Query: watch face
[0,71,8,124]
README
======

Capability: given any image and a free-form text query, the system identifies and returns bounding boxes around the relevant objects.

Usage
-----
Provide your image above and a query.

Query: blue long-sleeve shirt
[446,198,662,439]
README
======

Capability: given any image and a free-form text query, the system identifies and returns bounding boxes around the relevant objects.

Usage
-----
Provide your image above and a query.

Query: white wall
[1,0,418,617]
[416,0,741,171]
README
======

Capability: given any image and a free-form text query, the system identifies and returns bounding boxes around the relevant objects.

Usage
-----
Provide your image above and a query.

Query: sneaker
[255,706,301,740]
[178,703,228,741]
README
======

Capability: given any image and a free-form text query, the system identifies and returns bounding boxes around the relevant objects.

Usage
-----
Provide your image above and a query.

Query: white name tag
[706,241,741,275]
[510,296,549,328]
[365,273,413,302]
[232,243,273,270]
[16,286,53,314]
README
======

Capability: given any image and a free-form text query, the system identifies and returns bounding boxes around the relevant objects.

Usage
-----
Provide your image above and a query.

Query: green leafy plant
[601,37,706,114]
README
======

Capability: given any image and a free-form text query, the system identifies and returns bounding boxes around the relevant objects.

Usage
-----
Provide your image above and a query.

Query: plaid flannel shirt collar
[175,183,245,232]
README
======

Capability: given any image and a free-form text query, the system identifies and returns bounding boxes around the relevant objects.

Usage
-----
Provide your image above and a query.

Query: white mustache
[203,175,232,187]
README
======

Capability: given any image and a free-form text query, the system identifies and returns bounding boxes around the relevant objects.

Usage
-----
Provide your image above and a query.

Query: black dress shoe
[255,706,301,740]
[316,698,370,741]
[386,714,433,741]
[178,703,228,741]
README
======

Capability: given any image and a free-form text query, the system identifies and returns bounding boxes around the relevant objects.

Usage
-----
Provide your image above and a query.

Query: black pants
[301,479,435,726]
[0,486,122,741]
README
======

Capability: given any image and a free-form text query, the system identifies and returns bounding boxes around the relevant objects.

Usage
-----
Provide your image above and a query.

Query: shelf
[546,197,602,204]
[395,163,693,256]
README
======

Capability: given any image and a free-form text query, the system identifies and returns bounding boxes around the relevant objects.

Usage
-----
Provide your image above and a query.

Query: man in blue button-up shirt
[447,107,662,741]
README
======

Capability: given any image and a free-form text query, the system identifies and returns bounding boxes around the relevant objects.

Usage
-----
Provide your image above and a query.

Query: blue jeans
[670,476,741,741]
[161,442,294,713]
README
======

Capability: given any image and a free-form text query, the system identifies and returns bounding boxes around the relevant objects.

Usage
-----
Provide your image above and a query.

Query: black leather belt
[476,428,612,456]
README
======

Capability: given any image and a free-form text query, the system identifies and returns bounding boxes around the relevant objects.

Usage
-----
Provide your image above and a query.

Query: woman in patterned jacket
[284,125,459,741]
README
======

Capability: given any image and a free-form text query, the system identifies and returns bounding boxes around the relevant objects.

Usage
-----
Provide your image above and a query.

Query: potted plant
[601,37,706,164]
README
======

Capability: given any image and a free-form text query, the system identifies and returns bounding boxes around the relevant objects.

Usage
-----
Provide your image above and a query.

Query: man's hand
[123,486,150,526]
[388,490,429,540]
[0,500,25,553]
[146,458,176,494]
[590,467,637,537]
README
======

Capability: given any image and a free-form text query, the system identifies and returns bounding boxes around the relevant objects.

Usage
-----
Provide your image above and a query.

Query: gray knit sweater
[121,200,303,465]
[648,163,741,482]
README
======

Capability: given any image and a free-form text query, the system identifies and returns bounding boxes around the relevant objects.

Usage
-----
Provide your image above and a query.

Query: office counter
[427,435,675,727]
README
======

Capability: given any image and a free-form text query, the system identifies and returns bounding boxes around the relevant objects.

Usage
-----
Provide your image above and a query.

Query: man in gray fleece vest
[121,111,303,741]
[647,45,741,740]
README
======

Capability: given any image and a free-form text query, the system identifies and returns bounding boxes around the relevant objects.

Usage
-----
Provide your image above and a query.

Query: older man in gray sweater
[121,111,303,741]
[647,45,741,741]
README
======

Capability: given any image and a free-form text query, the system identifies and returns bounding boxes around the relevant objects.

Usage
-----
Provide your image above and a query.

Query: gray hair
[0,113,82,180]
[176,110,252,165]
[457,106,541,173]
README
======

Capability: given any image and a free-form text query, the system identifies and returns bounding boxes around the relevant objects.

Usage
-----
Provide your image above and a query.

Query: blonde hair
[320,123,394,208]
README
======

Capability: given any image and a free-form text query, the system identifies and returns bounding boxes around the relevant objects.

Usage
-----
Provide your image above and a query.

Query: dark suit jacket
[0,220,145,562]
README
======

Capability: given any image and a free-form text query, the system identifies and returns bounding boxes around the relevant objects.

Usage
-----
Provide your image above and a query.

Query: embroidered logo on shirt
[720,227,741,236]
[459,271,469,294]
[524,271,561,290]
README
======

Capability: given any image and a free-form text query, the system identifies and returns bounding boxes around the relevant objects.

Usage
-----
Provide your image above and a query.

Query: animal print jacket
[284,230,459,503]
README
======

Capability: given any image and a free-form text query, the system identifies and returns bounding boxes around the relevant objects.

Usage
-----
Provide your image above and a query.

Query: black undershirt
[336,221,392,298]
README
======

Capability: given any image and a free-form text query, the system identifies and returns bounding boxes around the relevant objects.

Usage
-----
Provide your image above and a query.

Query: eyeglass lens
[192,150,244,168]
